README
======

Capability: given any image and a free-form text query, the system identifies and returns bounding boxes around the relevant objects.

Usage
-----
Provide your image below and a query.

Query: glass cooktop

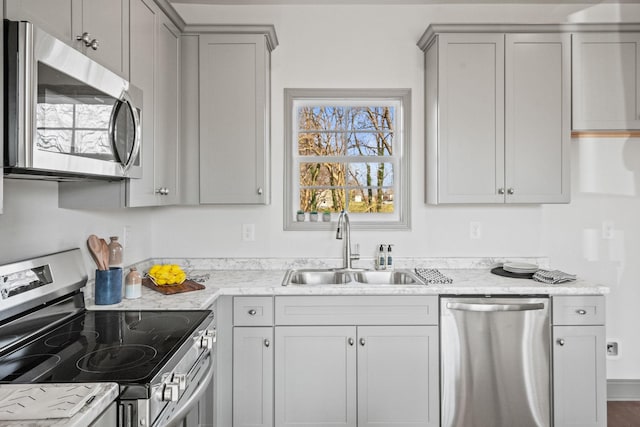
[0,310,211,385]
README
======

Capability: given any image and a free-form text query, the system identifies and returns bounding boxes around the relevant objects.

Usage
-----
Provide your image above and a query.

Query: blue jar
[95,267,123,305]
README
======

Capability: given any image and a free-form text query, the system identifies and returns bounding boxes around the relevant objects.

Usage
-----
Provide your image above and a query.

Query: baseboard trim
[608,379,640,401]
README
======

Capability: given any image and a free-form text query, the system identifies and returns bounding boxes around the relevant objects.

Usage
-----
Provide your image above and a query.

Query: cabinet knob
[348,338,354,346]
[359,338,366,346]
[576,309,587,315]
[257,187,263,195]
[498,188,505,195]
[248,309,257,316]
[507,188,515,195]
[155,187,170,195]
[557,338,565,346]
[76,32,92,44]
[264,339,270,348]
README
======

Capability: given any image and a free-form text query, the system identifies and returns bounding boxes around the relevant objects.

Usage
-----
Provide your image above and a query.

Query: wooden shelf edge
[572,131,640,138]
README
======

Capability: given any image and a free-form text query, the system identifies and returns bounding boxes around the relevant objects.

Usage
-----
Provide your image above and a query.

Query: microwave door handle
[121,91,141,173]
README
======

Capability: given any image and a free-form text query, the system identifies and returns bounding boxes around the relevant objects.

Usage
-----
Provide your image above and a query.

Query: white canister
[125,267,142,299]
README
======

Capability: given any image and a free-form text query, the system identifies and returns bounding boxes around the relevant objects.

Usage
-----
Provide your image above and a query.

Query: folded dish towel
[532,269,576,284]
[415,268,453,284]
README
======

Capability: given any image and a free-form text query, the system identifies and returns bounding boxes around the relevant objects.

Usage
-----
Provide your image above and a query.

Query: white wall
[0,180,154,276]
[0,1,639,378]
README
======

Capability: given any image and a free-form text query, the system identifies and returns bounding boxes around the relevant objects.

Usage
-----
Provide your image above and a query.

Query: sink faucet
[336,211,359,270]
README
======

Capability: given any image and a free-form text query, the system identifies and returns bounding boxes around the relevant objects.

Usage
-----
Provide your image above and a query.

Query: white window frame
[284,88,411,231]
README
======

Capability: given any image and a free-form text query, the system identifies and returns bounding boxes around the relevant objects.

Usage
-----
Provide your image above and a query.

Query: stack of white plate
[503,262,538,274]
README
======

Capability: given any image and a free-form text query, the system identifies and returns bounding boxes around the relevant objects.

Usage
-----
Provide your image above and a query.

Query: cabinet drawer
[275,296,438,326]
[552,296,605,325]
[234,297,274,326]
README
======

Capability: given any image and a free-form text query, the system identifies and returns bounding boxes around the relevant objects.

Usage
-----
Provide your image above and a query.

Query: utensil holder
[95,268,123,305]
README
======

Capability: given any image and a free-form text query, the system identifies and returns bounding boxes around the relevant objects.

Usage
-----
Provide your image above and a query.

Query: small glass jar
[108,236,123,268]
[125,267,142,299]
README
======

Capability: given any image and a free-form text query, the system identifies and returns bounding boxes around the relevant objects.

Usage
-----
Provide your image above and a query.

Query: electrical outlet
[469,222,482,240]
[607,341,619,357]
[241,224,255,241]
[602,221,614,240]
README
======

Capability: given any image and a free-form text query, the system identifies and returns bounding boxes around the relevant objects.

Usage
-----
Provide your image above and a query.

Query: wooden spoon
[100,238,110,270]
[87,235,105,270]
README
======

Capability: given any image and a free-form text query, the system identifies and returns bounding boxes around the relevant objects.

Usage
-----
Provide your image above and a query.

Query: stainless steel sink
[352,270,425,285]
[284,270,352,285]
[281,269,425,286]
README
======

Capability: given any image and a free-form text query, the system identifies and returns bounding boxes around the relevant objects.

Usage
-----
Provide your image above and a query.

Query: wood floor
[608,401,640,426]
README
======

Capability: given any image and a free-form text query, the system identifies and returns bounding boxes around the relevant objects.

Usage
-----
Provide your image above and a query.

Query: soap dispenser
[376,245,386,270]
[386,244,393,270]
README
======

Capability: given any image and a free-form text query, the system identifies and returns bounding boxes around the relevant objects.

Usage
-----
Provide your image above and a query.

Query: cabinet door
[275,326,356,427]
[505,33,570,203]
[435,33,505,203]
[357,326,439,427]
[154,16,180,205]
[573,33,640,130]
[233,327,273,427]
[128,0,157,206]
[80,0,129,77]
[553,325,606,427]
[4,0,74,43]
[199,34,269,204]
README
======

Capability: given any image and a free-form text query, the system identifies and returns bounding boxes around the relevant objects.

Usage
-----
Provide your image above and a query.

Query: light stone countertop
[0,383,118,427]
[86,266,609,311]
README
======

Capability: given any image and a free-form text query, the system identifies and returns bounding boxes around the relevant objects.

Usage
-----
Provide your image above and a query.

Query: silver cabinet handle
[507,188,515,195]
[498,188,505,195]
[557,339,565,346]
[257,187,263,195]
[348,338,354,346]
[155,187,169,195]
[359,338,366,346]
[576,309,587,315]
[248,309,257,316]
[264,339,270,348]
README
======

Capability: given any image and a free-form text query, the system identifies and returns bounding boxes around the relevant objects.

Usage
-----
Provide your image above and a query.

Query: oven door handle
[162,356,214,427]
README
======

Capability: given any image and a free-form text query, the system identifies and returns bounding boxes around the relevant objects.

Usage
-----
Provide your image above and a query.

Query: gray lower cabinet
[552,296,607,427]
[274,325,438,427]
[233,327,273,427]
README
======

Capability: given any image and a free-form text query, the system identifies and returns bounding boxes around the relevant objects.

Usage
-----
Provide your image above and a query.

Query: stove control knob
[161,383,179,402]
[199,334,214,350]
[172,373,187,391]
[206,329,217,343]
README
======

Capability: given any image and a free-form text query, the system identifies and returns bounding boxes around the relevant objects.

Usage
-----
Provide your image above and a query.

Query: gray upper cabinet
[5,0,129,77]
[128,0,180,207]
[193,30,277,205]
[420,26,570,204]
[573,32,640,131]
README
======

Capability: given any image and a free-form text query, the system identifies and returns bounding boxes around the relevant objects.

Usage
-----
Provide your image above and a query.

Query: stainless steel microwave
[3,20,142,180]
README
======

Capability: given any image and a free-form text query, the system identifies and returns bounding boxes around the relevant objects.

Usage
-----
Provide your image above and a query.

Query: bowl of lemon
[147,264,187,286]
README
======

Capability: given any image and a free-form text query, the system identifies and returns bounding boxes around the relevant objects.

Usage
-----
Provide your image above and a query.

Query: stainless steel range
[0,249,215,427]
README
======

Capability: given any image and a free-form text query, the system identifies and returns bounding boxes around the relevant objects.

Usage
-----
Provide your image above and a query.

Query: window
[285,89,410,230]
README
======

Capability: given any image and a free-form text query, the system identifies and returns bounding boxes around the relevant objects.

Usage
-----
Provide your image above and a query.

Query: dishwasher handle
[446,302,545,312]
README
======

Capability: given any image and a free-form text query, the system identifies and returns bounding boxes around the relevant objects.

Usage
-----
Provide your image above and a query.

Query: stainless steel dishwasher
[441,296,551,427]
